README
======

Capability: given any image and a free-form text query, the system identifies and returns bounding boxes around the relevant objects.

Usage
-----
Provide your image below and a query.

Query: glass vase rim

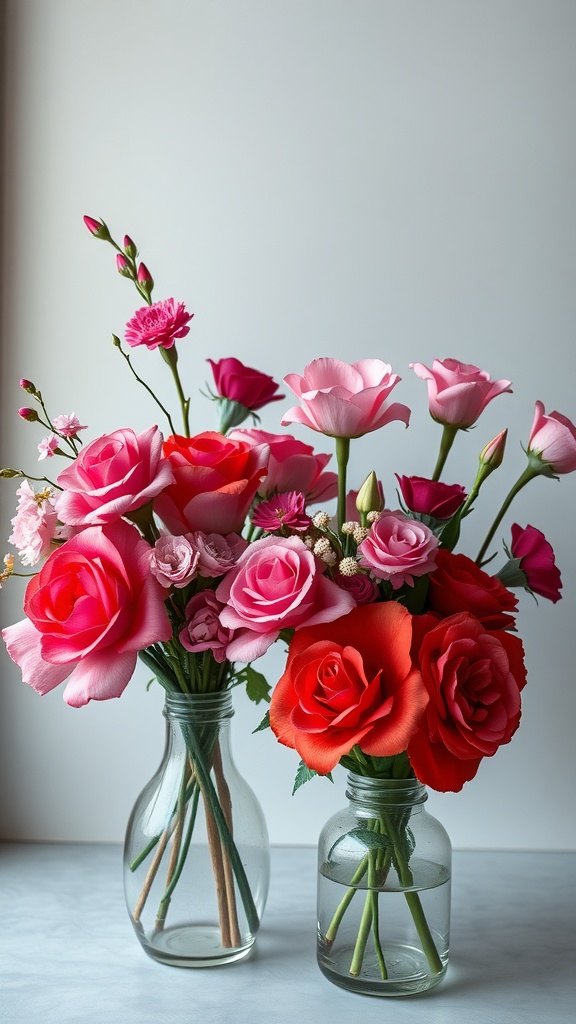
[163,687,234,721]
[345,770,427,805]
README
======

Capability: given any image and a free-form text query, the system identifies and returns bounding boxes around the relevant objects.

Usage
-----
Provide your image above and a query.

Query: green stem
[335,436,351,533]
[325,854,369,944]
[369,849,388,980]
[349,881,374,976]
[476,464,540,565]
[115,341,176,435]
[165,355,190,437]
[432,424,459,481]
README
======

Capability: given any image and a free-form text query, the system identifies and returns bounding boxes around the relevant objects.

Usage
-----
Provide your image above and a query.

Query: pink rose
[527,401,576,475]
[216,535,356,662]
[8,480,58,566]
[282,358,411,439]
[2,520,172,707]
[179,591,233,663]
[335,571,380,605]
[509,523,562,603]
[358,510,439,589]
[154,431,269,535]
[124,298,193,350]
[228,428,338,502]
[55,425,173,526]
[187,531,247,578]
[396,475,466,519]
[410,357,512,428]
[208,357,284,411]
[150,534,200,588]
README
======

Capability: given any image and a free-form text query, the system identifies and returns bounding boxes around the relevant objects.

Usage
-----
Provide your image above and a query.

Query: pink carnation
[252,492,311,533]
[150,534,200,588]
[9,480,58,566]
[358,510,439,590]
[179,591,233,663]
[124,298,193,350]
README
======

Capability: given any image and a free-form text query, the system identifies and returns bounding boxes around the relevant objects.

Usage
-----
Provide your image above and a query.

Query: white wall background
[1,0,575,850]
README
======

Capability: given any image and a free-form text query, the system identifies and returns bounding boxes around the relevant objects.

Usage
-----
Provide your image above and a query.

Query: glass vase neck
[163,689,234,724]
[345,771,427,808]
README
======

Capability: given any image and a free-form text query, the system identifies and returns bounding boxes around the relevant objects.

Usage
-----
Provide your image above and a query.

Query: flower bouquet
[2,216,575,986]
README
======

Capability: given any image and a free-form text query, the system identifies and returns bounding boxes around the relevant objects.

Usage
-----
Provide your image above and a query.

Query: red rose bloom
[396,475,466,519]
[407,612,527,791]
[269,603,428,775]
[427,548,518,630]
[208,357,284,411]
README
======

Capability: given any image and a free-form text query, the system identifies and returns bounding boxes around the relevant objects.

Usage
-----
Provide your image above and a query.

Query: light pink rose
[216,535,356,662]
[150,534,200,588]
[124,298,193,350]
[8,480,58,566]
[527,401,576,475]
[410,357,512,428]
[228,428,338,502]
[282,358,411,439]
[2,520,172,707]
[179,591,233,663]
[358,510,439,590]
[187,531,248,578]
[55,425,174,526]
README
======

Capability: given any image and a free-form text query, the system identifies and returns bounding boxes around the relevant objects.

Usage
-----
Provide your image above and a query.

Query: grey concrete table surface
[0,844,574,1024]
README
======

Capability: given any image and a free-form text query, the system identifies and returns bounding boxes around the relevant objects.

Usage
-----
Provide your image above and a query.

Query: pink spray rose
[229,428,337,503]
[150,534,200,589]
[527,401,576,475]
[208,357,284,411]
[396,475,467,519]
[124,298,193,350]
[282,358,411,439]
[55,425,174,526]
[358,510,439,590]
[2,520,172,707]
[9,480,58,566]
[179,590,233,663]
[155,431,270,535]
[216,535,356,662]
[187,531,248,578]
[410,357,512,428]
[37,435,59,460]
[509,523,562,603]
[52,413,88,438]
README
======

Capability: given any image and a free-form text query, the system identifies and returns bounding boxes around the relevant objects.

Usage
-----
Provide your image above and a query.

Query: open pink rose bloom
[410,357,512,428]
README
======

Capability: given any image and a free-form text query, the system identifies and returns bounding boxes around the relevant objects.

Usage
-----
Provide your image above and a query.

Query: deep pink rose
[510,523,562,603]
[228,428,338,502]
[396,475,466,519]
[179,591,232,663]
[154,431,269,535]
[335,571,380,605]
[124,298,193,350]
[208,357,284,411]
[55,426,173,527]
[407,612,526,791]
[358,510,439,590]
[216,535,356,662]
[187,531,247,578]
[282,358,411,439]
[527,401,576,475]
[2,521,172,707]
[410,357,512,428]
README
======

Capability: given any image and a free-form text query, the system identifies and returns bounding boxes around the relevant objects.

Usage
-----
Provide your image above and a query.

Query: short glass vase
[124,689,270,967]
[317,772,451,997]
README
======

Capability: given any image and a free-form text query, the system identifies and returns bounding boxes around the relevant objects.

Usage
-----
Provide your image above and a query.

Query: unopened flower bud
[341,521,359,535]
[123,235,137,257]
[19,379,36,394]
[356,471,384,516]
[0,468,23,478]
[116,253,131,277]
[83,215,111,241]
[367,510,382,524]
[18,407,39,422]
[352,525,370,544]
[338,556,359,577]
[480,428,507,471]
[312,511,331,529]
[313,537,333,558]
[137,262,154,285]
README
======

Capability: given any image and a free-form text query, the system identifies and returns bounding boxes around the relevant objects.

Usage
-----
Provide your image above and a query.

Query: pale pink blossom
[282,358,411,439]
[2,520,172,707]
[527,401,576,475]
[37,435,59,460]
[216,535,356,662]
[229,428,337,503]
[56,425,173,526]
[179,591,233,663]
[8,480,58,566]
[52,413,88,438]
[150,534,200,588]
[187,531,247,578]
[252,491,311,533]
[358,510,439,590]
[410,357,512,428]
[124,298,192,350]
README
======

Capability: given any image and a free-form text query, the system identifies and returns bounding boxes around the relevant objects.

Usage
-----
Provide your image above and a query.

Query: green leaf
[252,710,270,734]
[292,760,333,796]
[348,827,393,852]
[245,665,271,705]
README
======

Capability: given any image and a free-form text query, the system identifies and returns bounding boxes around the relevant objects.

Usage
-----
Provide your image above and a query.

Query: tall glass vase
[124,690,270,967]
[317,773,451,996]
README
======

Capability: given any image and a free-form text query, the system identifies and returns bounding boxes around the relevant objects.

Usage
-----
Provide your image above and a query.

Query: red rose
[427,548,518,630]
[208,357,284,411]
[407,612,527,791]
[154,431,269,535]
[269,603,428,775]
[396,474,466,519]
